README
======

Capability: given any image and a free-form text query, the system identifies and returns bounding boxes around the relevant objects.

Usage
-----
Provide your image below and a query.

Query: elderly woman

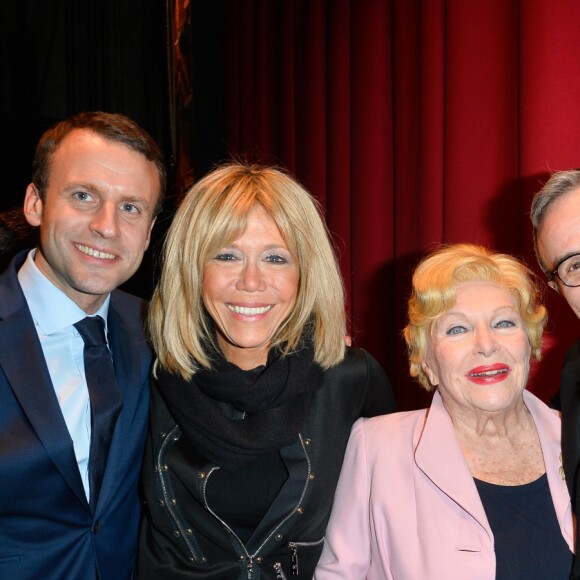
[137,163,396,579]
[315,244,573,579]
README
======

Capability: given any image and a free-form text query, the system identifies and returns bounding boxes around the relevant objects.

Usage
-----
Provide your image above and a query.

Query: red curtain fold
[223,0,580,409]
[325,0,352,313]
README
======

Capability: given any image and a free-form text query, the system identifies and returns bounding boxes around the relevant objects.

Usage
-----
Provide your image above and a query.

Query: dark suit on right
[560,340,580,579]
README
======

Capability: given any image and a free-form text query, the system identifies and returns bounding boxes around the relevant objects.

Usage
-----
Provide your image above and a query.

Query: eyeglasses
[548,252,580,287]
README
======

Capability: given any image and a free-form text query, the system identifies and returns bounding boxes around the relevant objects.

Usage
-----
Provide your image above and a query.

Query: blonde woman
[315,244,573,579]
[137,163,396,579]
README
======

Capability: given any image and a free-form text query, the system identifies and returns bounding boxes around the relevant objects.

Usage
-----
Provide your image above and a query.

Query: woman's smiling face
[422,281,532,420]
[202,204,299,370]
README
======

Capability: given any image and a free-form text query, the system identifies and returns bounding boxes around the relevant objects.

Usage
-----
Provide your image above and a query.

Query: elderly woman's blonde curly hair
[403,243,547,391]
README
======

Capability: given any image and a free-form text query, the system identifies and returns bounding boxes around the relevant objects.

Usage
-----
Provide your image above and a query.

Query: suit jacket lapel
[0,261,88,510]
[414,391,492,538]
[524,391,574,550]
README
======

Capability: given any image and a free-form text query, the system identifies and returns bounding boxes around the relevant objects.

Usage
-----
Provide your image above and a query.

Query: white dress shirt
[18,249,111,500]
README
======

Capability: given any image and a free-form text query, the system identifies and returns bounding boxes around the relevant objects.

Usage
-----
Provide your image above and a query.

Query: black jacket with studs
[137,347,396,580]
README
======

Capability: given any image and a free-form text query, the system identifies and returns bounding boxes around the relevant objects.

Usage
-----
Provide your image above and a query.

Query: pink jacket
[315,390,573,580]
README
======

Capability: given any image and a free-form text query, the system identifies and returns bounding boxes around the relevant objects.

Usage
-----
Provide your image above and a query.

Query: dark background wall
[2,0,173,195]
[0,0,231,296]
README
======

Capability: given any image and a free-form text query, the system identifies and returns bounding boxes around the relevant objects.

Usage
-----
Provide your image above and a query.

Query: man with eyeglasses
[531,169,580,579]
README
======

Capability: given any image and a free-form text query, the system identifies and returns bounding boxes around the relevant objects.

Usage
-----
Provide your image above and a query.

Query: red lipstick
[466,363,510,385]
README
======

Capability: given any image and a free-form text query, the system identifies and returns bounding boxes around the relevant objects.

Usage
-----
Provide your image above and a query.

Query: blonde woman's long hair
[149,163,347,379]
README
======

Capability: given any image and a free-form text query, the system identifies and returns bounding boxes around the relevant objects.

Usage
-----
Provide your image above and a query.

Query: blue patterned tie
[74,316,122,510]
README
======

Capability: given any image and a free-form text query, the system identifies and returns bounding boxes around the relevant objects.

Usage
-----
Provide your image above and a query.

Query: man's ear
[421,359,439,387]
[23,183,43,227]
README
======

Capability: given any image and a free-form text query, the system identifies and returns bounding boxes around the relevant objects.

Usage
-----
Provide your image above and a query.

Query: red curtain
[223,0,580,409]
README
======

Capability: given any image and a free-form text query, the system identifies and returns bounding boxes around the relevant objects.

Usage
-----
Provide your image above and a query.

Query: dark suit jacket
[0,252,151,579]
[560,339,580,579]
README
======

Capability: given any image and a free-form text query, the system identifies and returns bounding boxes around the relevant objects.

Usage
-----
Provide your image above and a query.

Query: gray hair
[531,169,580,273]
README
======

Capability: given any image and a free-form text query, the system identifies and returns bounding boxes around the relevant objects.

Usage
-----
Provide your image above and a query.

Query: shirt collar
[18,249,111,335]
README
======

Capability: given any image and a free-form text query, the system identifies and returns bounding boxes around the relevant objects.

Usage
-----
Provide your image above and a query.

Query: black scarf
[156,341,324,471]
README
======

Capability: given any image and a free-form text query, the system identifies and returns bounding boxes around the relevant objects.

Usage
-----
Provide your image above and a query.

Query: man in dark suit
[531,169,580,579]
[0,112,166,579]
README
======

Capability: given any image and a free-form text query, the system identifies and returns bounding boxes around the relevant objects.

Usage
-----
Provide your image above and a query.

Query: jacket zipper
[202,466,256,577]
[202,434,313,579]
[156,425,203,563]
[273,562,288,579]
[288,538,324,575]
